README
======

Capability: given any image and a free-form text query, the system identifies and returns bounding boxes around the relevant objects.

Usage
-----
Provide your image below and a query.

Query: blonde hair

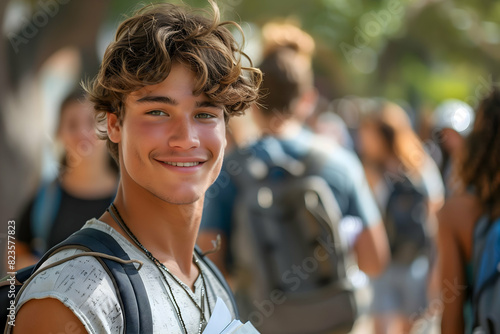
[258,22,315,115]
[261,22,315,60]
[363,101,427,176]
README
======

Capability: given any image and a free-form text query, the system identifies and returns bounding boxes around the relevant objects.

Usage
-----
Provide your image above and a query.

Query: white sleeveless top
[16,219,236,333]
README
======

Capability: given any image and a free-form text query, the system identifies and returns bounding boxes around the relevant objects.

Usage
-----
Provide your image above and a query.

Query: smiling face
[107,63,227,205]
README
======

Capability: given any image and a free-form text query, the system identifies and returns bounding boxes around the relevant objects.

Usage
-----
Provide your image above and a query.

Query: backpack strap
[301,148,330,177]
[230,138,330,187]
[472,215,491,289]
[31,179,62,256]
[194,245,240,320]
[472,216,500,319]
[17,228,152,334]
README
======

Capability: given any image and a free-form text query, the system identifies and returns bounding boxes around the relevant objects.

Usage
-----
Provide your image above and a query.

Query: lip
[154,158,206,173]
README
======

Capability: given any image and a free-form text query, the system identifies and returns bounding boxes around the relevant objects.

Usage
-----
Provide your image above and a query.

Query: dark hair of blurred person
[437,87,500,334]
[432,99,475,197]
[357,100,444,334]
[15,90,118,269]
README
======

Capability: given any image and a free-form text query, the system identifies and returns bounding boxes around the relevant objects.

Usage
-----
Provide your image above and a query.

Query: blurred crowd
[14,20,500,334]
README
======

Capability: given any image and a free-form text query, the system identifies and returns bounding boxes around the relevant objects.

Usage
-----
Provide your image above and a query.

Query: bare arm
[353,222,390,277]
[12,298,86,334]
[437,204,466,334]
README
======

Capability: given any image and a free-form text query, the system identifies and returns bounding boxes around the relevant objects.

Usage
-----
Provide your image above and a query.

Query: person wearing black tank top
[16,91,118,269]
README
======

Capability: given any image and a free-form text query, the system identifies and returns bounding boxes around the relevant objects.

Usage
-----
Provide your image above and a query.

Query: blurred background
[2,0,499,227]
[0,0,499,332]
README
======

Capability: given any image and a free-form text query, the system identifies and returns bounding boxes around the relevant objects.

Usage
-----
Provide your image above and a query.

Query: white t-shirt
[15,219,236,333]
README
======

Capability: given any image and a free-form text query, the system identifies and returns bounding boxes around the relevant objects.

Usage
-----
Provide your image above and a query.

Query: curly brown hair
[458,87,500,211]
[83,0,262,162]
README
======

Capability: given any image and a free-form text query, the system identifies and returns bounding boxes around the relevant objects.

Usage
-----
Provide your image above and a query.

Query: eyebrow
[196,101,222,109]
[136,95,178,105]
[135,95,222,109]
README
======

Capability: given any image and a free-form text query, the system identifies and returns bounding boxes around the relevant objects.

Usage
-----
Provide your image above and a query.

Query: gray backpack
[472,215,500,333]
[229,143,357,334]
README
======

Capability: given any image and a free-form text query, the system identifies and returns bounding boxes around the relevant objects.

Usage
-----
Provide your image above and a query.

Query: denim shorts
[370,257,429,316]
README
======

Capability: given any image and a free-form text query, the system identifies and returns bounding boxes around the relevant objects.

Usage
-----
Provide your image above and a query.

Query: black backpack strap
[14,265,36,284]
[34,228,153,334]
[194,245,239,320]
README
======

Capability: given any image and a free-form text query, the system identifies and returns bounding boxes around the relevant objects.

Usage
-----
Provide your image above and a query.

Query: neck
[260,115,302,138]
[102,183,202,277]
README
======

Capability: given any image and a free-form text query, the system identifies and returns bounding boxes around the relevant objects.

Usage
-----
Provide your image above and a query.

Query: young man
[198,23,390,332]
[12,2,261,333]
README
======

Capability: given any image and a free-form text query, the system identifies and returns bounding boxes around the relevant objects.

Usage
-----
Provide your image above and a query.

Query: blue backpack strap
[194,245,239,320]
[473,216,500,296]
[36,228,153,334]
[31,179,63,256]
[472,215,500,329]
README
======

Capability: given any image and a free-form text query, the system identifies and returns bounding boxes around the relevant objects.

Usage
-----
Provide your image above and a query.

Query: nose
[168,116,200,150]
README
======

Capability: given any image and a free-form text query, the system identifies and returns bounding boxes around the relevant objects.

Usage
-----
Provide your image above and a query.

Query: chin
[159,192,203,206]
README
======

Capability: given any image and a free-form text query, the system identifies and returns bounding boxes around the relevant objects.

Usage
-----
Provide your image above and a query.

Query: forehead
[61,100,92,118]
[126,63,209,104]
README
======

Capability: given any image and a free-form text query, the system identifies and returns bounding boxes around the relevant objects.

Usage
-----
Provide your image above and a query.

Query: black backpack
[1,228,237,333]
[229,145,357,334]
[472,215,500,333]
[384,174,430,265]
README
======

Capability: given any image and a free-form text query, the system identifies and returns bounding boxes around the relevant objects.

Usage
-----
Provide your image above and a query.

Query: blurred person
[11,2,262,333]
[357,100,444,334]
[437,87,500,334]
[306,96,355,151]
[16,90,118,269]
[199,22,389,333]
[432,99,475,197]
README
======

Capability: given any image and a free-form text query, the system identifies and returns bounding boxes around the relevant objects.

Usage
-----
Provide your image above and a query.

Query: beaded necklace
[107,203,211,334]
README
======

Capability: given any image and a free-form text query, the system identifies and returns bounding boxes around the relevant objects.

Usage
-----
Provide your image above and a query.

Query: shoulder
[319,143,365,191]
[16,232,124,332]
[437,192,483,259]
[13,297,87,334]
[438,193,482,230]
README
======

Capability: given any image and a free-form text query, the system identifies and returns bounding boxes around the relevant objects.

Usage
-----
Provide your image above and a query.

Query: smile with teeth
[163,161,201,167]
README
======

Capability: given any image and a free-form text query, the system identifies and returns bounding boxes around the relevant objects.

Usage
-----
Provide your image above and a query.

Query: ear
[107,112,122,143]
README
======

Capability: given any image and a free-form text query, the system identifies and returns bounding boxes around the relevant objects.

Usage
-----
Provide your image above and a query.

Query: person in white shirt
[12,1,262,333]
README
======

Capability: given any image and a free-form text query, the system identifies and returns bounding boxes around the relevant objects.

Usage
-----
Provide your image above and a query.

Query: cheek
[359,129,382,158]
[123,121,162,152]
[212,126,227,158]
[358,129,373,152]
[60,131,81,148]
[203,124,226,166]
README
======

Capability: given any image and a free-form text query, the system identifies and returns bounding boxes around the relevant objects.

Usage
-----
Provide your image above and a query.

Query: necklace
[107,203,211,334]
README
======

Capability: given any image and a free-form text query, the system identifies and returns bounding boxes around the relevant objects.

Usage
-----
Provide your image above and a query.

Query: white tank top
[16,219,236,333]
